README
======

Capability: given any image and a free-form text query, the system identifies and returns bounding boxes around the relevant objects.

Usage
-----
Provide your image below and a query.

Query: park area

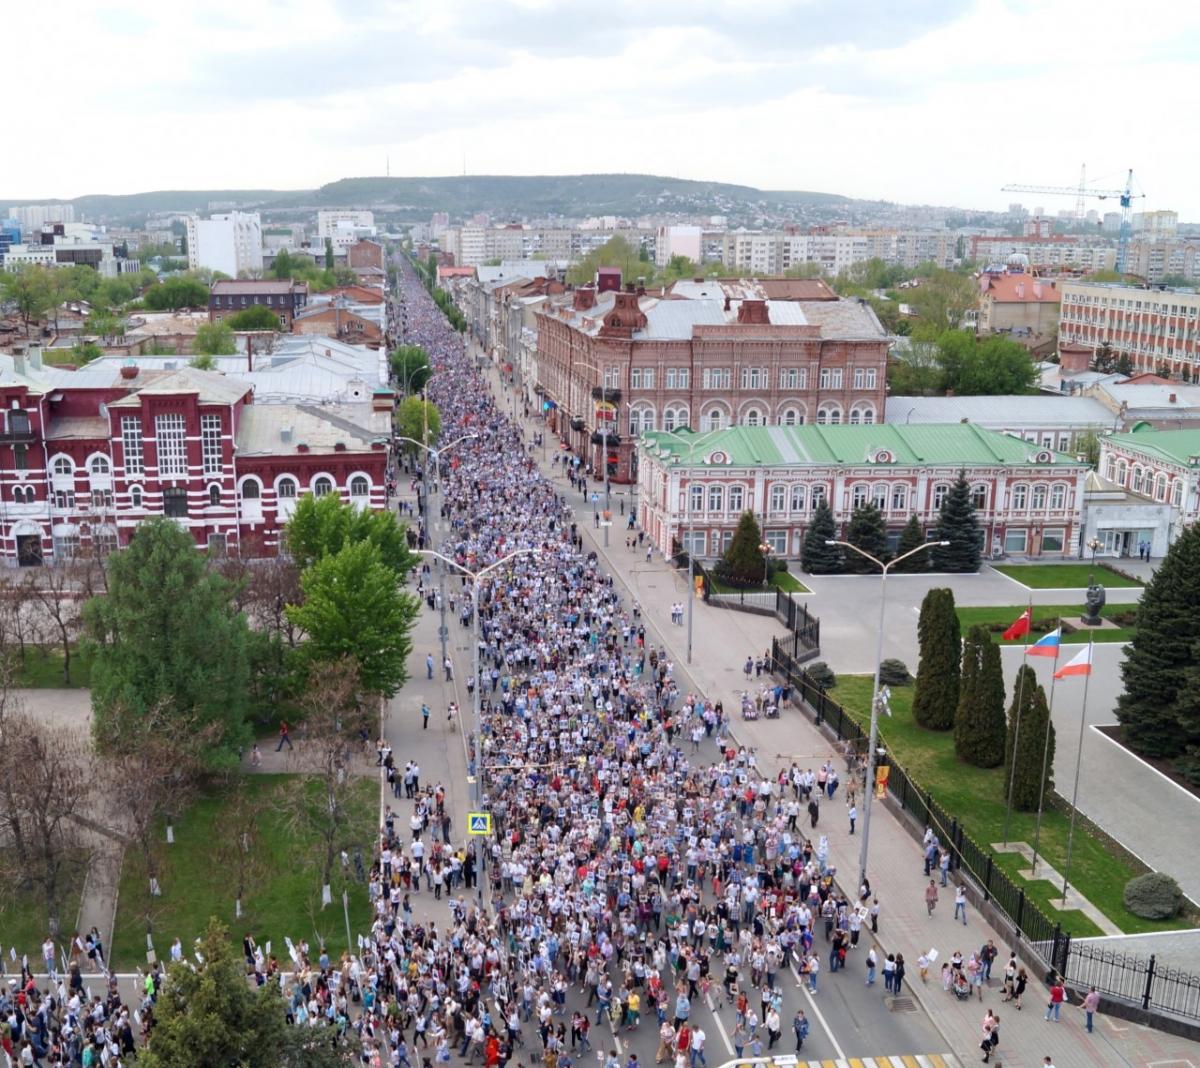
[956,603,1139,644]
[832,674,1191,937]
[992,562,1143,589]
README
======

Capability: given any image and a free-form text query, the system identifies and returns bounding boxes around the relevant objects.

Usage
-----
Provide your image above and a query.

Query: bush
[806,662,836,690]
[1123,872,1183,919]
[1175,746,1200,787]
[878,659,911,686]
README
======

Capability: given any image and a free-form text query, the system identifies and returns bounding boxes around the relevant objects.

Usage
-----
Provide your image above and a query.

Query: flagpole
[1028,616,1061,880]
[1003,598,1034,846]
[1061,631,1095,902]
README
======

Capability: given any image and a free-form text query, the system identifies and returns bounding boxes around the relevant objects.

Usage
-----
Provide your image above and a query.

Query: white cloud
[4,0,1197,217]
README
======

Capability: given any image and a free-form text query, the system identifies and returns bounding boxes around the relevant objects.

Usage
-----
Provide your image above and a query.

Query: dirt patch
[1096,723,1200,802]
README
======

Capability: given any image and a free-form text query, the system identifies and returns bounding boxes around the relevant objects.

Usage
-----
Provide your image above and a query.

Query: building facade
[209,279,309,328]
[637,424,1089,561]
[1095,428,1200,553]
[186,212,264,277]
[969,235,1116,272]
[975,270,1060,346]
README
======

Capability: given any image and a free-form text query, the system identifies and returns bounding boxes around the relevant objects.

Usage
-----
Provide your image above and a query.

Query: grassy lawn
[11,644,94,688]
[956,604,1139,645]
[0,879,84,968]
[831,674,1189,936]
[770,572,810,594]
[992,563,1143,589]
[110,774,377,969]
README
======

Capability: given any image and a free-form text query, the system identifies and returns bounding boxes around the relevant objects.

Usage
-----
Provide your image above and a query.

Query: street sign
[467,812,492,836]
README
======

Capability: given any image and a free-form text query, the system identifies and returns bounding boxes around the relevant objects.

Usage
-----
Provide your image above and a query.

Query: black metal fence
[1063,943,1200,1024]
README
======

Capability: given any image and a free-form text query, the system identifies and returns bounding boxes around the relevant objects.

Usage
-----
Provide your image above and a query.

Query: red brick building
[292,305,384,347]
[347,239,385,271]
[535,285,889,482]
[210,279,309,328]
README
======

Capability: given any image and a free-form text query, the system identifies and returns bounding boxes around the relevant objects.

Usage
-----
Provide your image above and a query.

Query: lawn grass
[0,878,84,968]
[769,572,810,594]
[992,563,1143,589]
[831,674,1189,936]
[110,774,377,969]
[11,644,94,688]
[956,605,1138,645]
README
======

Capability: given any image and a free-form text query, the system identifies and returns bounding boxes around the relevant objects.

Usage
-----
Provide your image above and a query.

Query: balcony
[0,429,35,445]
[591,386,622,403]
[569,417,585,432]
[591,430,622,446]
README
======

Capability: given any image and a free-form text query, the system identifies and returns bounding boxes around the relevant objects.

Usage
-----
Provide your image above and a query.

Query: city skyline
[9,0,1199,218]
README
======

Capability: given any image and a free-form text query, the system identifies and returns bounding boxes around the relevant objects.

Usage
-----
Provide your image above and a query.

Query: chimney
[736,299,770,325]
[27,343,43,371]
[280,426,293,443]
[572,286,597,312]
[13,346,26,377]
[1016,282,1025,299]
[1169,393,1177,403]
[120,364,139,380]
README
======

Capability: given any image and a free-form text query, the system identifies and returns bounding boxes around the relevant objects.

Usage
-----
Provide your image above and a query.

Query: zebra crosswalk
[722,1055,962,1068]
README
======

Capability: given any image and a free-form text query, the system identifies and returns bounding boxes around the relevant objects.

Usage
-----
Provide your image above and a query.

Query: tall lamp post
[571,359,613,548]
[758,542,772,588]
[827,537,949,888]
[416,547,541,902]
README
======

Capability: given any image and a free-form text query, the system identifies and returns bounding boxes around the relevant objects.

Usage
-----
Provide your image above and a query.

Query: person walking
[1082,987,1100,1033]
[791,1010,808,1052]
[422,703,431,729]
[848,803,857,835]
[954,884,968,925]
[1045,977,1066,1021]
[276,720,293,751]
[925,879,939,916]
[427,653,435,680]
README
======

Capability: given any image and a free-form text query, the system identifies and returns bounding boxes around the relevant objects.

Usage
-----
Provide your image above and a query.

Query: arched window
[241,480,260,500]
[629,407,655,435]
[1116,460,1128,486]
[811,484,827,508]
[1012,484,1028,510]
[816,404,841,425]
[1132,466,1145,493]
[852,483,869,508]
[769,485,786,514]
[1172,479,1184,506]
[728,485,745,512]
[703,407,727,432]
[1104,456,1116,481]
[742,408,764,427]
[1051,484,1067,510]
[130,485,143,508]
[277,477,297,499]
[52,456,73,476]
[780,407,804,426]
[89,456,110,475]
[849,404,875,426]
[1031,484,1048,510]
[663,405,688,432]
[209,484,221,507]
[873,484,888,510]
[891,484,908,512]
[1154,473,1167,501]
[790,484,807,512]
[934,483,951,509]
[706,485,724,512]
[351,476,370,497]
[971,484,988,510]
[314,476,334,498]
[689,484,703,513]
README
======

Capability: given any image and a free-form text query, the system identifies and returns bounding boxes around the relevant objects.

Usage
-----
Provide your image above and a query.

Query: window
[1172,479,1184,506]
[1154,473,1167,501]
[742,408,764,426]
[629,407,655,434]
[770,485,786,514]
[94,527,118,555]
[52,456,73,477]
[91,489,113,509]
[155,413,187,477]
[819,368,843,390]
[209,484,221,507]
[663,405,688,432]
[780,407,804,426]
[849,405,875,425]
[703,408,727,431]
[853,368,878,390]
[277,478,297,500]
[891,484,908,511]
[12,485,33,505]
[739,367,766,390]
[13,444,27,471]
[790,485,807,512]
[971,484,988,510]
[52,530,80,559]
[1031,485,1048,510]
[689,484,703,513]
[779,367,806,390]
[765,530,788,554]
[53,490,75,509]
[728,485,744,512]
[852,483,869,508]
[681,529,706,555]
[7,410,29,436]
[1011,484,1028,510]
[628,367,655,389]
[603,367,620,390]
[121,417,144,476]
[816,405,841,425]
[1131,466,1145,493]
[934,483,950,509]
[1004,529,1028,554]
[89,456,110,476]
[1042,529,1065,553]
[707,485,724,512]
[130,485,143,508]
[702,368,731,390]
[351,476,370,497]
[163,487,188,517]
[1051,484,1067,510]
[313,476,334,498]
[201,414,222,475]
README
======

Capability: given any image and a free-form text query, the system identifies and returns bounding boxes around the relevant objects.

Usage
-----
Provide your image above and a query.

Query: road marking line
[790,964,846,1061]
[704,991,735,1056]
[900,1056,922,1068]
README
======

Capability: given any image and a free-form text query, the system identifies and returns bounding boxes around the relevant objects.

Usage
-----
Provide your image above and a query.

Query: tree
[844,503,887,572]
[286,540,419,697]
[888,338,945,395]
[193,321,237,356]
[1117,523,1200,758]
[225,305,280,331]
[912,588,960,730]
[389,344,432,393]
[189,353,217,370]
[892,515,930,572]
[907,270,978,333]
[71,341,104,365]
[931,472,980,573]
[324,237,334,270]
[1091,341,1117,374]
[83,517,252,764]
[801,499,842,574]
[1075,429,1101,467]
[285,493,415,579]
[0,265,55,330]
[209,776,268,922]
[955,625,1006,767]
[395,396,441,451]
[717,511,767,586]
[1006,665,1055,810]
[565,236,646,287]
[142,277,209,310]
[936,332,1038,395]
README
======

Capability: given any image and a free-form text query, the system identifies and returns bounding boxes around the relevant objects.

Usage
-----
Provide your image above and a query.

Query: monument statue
[1083,580,1106,626]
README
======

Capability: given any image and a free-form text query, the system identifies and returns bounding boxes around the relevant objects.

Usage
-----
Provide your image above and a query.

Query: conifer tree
[1006,664,1055,810]
[892,515,929,572]
[801,499,842,574]
[931,471,981,572]
[912,587,960,730]
[955,625,1007,766]
[844,502,888,572]
[719,511,767,586]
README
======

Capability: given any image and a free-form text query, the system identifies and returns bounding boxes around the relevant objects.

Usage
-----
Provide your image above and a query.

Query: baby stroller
[952,969,971,1001]
[741,693,759,720]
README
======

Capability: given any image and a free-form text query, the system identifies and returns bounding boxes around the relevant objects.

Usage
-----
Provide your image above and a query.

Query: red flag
[1054,644,1093,679]
[1002,608,1031,641]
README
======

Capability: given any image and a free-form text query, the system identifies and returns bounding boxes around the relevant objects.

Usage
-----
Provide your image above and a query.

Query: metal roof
[1104,428,1200,467]
[108,367,252,408]
[235,403,387,456]
[886,394,1116,429]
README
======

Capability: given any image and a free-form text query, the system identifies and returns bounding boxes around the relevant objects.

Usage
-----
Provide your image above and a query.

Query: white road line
[704,990,736,1056]
[790,964,846,1061]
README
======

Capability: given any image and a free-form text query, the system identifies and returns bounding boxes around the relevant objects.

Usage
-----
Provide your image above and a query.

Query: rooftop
[979,273,1060,303]
[640,423,1086,469]
[235,403,388,456]
[107,367,253,408]
[1104,427,1200,467]
[885,394,1115,429]
[211,279,307,296]
[1100,380,1200,410]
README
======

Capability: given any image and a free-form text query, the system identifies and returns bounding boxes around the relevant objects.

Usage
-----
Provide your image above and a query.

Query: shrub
[1175,747,1200,787]
[806,662,836,690]
[1123,872,1182,919]
[878,659,911,686]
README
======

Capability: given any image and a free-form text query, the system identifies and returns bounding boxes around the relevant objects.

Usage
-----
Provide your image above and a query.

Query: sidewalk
[483,357,1200,1068]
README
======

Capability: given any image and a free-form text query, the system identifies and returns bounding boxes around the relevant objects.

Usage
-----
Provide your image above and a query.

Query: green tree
[226,304,281,330]
[936,331,1038,395]
[390,344,432,392]
[285,492,415,578]
[286,541,419,697]
[1006,664,1055,810]
[892,515,930,572]
[887,338,944,395]
[1117,523,1200,758]
[783,262,825,279]
[82,518,251,764]
[907,270,978,333]
[718,511,767,586]
[912,587,960,730]
[142,277,209,310]
[324,237,334,270]
[566,236,647,287]
[801,499,842,574]
[193,320,237,356]
[71,341,104,365]
[931,472,980,573]
[395,396,441,450]
[0,265,55,329]
[189,353,217,370]
[844,503,887,572]
[955,625,1007,767]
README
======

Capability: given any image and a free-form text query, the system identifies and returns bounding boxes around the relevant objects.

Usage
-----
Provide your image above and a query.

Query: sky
[8,0,1199,217]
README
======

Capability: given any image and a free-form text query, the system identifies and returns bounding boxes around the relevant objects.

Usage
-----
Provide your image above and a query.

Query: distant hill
[3,173,853,224]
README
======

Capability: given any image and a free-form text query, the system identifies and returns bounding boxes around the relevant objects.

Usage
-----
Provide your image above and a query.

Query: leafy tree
[912,588,960,730]
[71,341,103,365]
[285,493,415,579]
[395,396,441,451]
[286,541,419,697]
[907,269,978,333]
[1006,664,1055,810]
[0,265,55,329]
[193,320,237,356]
[783,262,825,279]
[1117,524,1200,758]
[888,338,944,395]
[955,625,1006,767]
[189,353,217,370]
[225,304,281,330]
[565,235,646,287]
[801,499,842,574]
[936,331,1038,395]
[844,503,887,572]
[142,277,210,310]
[324,237,334,270]
[892,515,930,572]
[390,344,432,392]
[931,472,980,572]
[83,518,251,764]
[718,511,767,586]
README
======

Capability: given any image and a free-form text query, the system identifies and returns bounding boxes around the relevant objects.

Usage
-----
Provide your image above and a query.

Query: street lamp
[758,542,772,588]
[1085,535,1101,583]
[416,547,541,902]
[571,359,613,548]
[826,537,949,888]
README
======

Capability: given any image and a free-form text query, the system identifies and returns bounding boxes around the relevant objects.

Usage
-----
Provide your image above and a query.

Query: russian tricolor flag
[1054,644,1094,679]
[1025,628,1061,657]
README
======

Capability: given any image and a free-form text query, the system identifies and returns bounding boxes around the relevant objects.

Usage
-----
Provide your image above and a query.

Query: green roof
[640,424,1084,469]
[1105,428,1200,468]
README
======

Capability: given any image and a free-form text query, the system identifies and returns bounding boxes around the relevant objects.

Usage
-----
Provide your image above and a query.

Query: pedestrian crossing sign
[467,812,492,835]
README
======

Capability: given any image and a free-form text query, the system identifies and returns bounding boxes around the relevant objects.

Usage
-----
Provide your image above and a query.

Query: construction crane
[1001,168,1144,274]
